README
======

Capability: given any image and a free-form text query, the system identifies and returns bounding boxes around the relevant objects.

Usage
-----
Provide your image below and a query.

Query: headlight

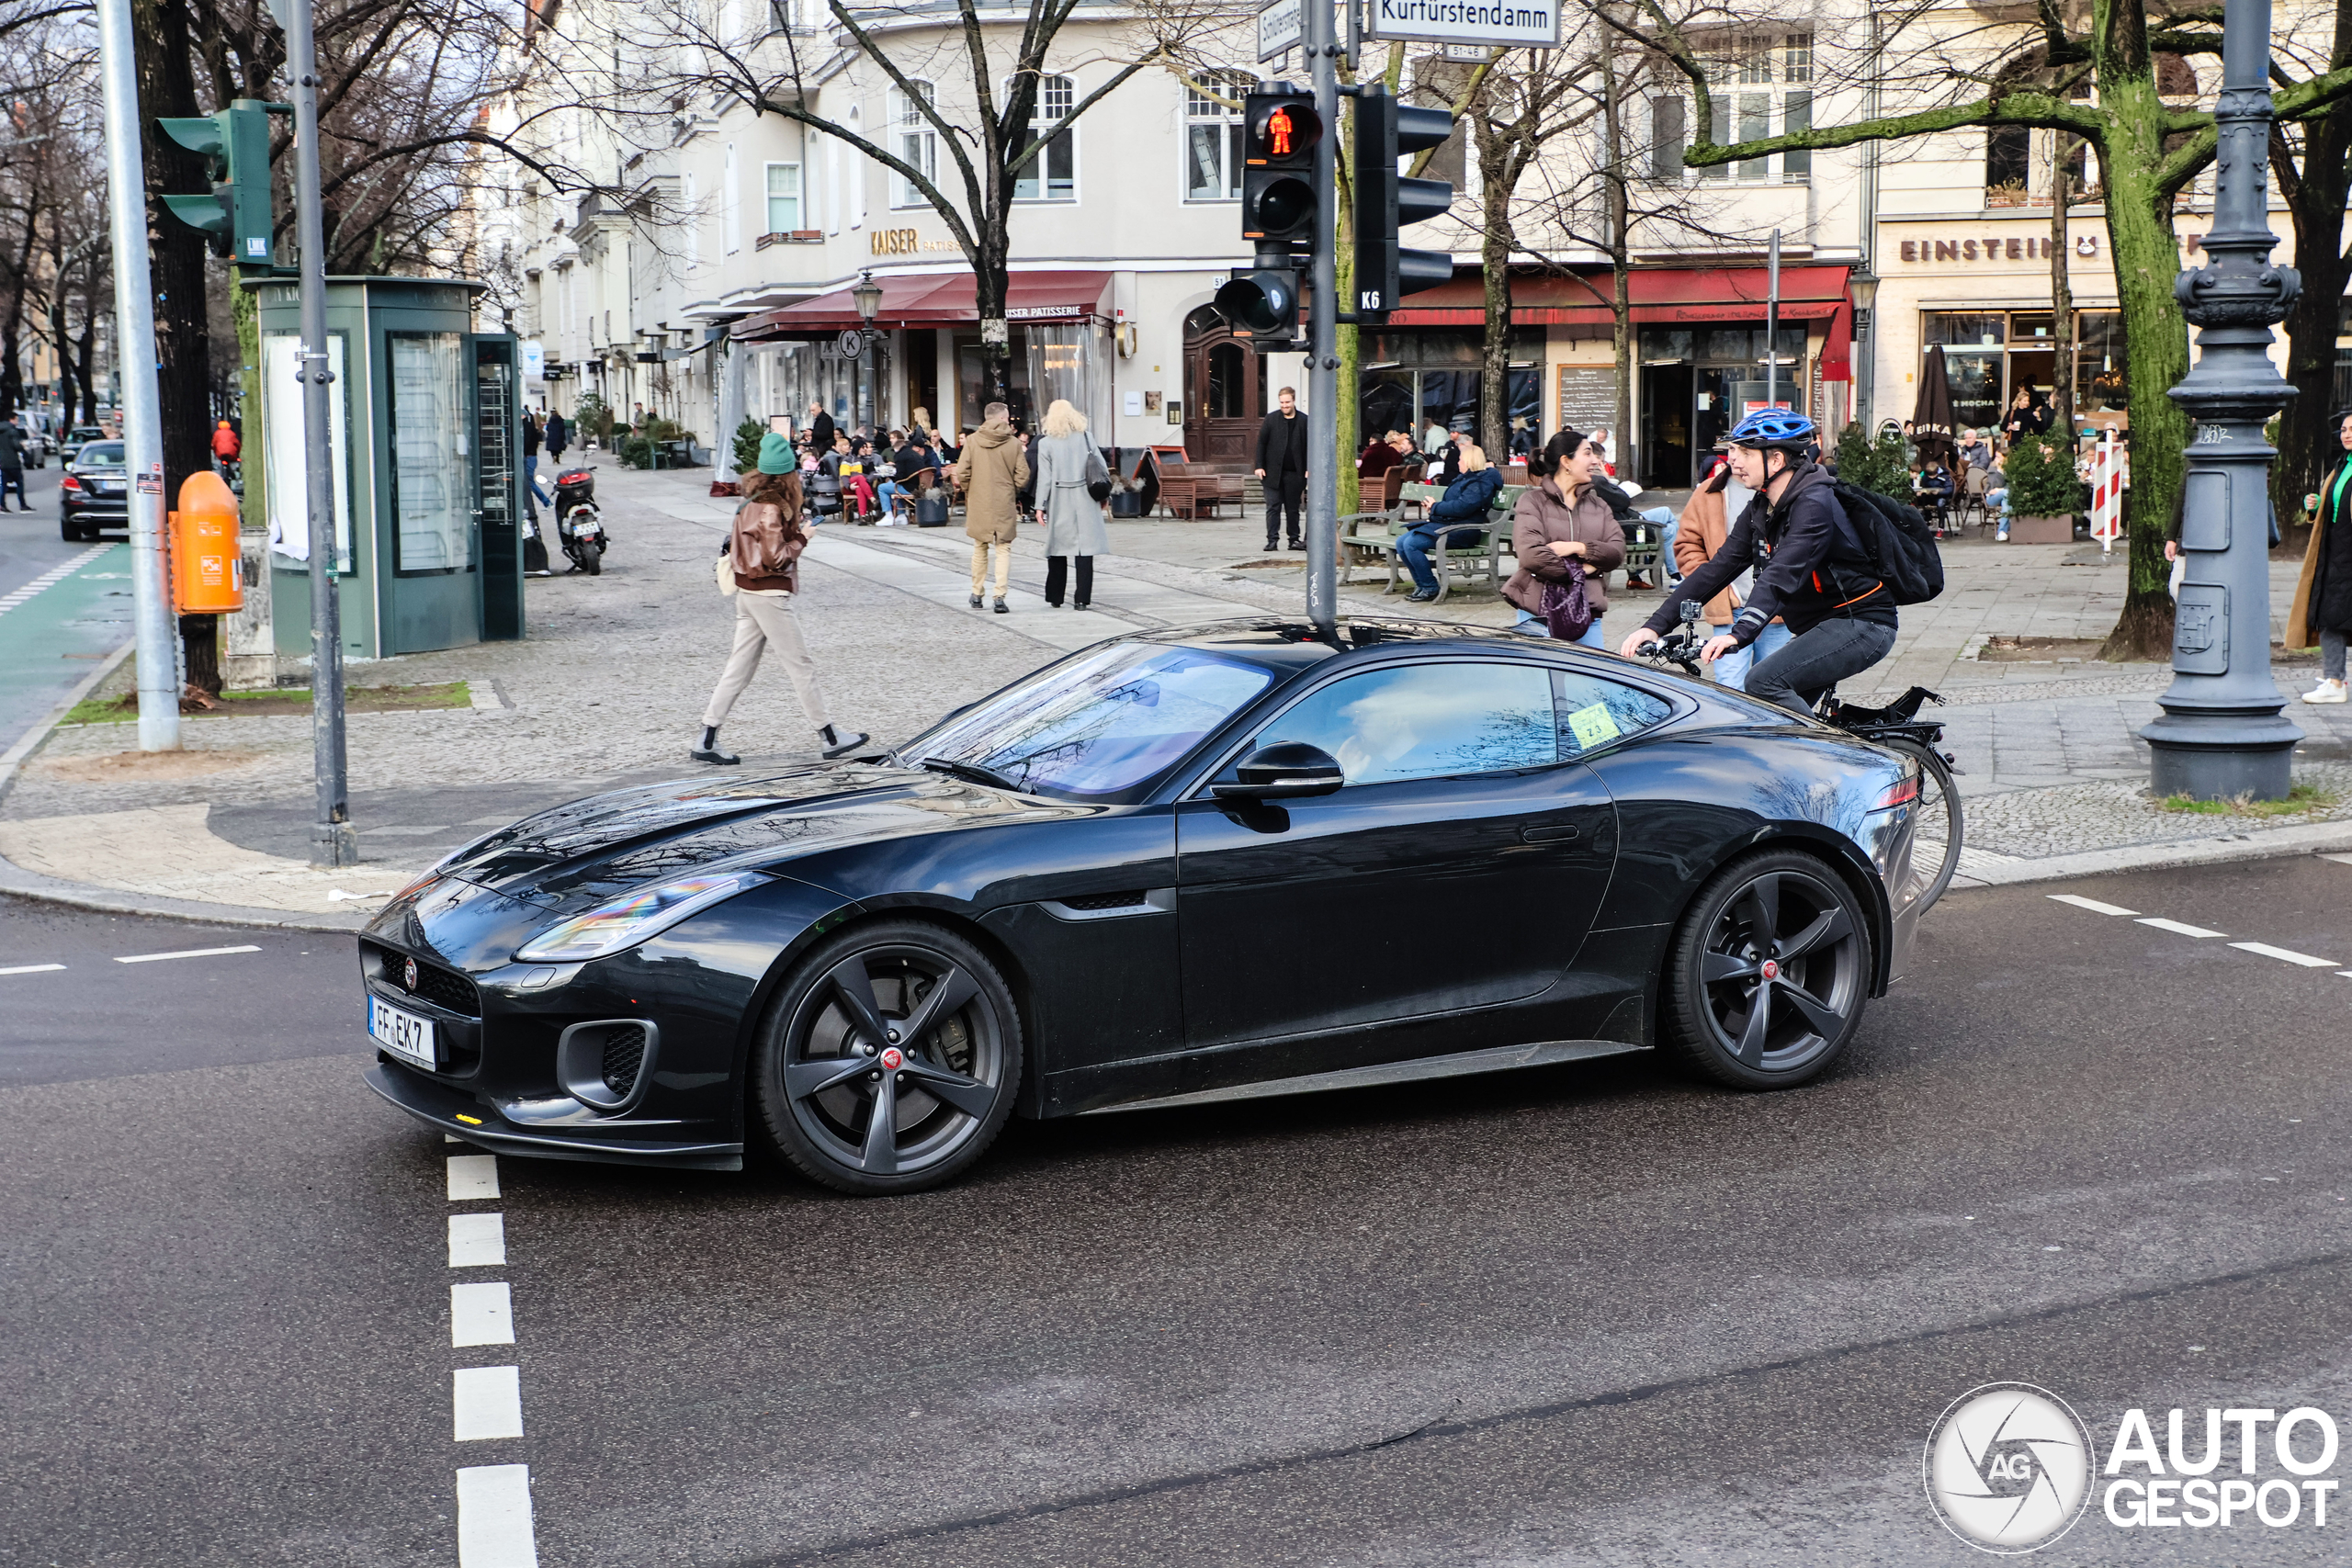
[515,872,769,963]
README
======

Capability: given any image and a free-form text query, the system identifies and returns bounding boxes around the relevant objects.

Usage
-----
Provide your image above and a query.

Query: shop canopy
[733,270,1114,341]
[1380,265,1853,332]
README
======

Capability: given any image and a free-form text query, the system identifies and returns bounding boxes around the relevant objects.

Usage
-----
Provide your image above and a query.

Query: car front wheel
[752,919,1022,1195]
[1662,850,1870,1089]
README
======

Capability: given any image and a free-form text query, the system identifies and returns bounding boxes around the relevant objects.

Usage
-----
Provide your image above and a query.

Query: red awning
[1818,303,1853,381]
[733,270,1113,340]
[1383,265,1851,328]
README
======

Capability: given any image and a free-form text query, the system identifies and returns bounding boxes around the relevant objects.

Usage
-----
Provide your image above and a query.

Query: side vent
[556,1020,661,1111]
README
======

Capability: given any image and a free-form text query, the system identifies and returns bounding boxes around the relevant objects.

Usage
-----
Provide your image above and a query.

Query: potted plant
[2001,432,2086,543]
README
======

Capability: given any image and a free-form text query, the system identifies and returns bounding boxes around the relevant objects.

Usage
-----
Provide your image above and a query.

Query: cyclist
[1618,411,1897,715]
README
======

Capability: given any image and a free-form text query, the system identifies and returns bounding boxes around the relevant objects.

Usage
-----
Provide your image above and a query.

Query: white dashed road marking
[0,963,66,975]
[2135,918,2227,939]
[2229,942,2336,968]
[2048,895,2137,917]
[455,1463,539,1567]
[453,1367,526,1441]
[448,1213,507,1267]
[447,1154,502,1201]
[451,1281,515,1347]
[0,544,110,620]
[112,944,262,964]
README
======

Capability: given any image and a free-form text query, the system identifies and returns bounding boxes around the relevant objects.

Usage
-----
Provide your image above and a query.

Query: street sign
[1258,0,1303,62]
[1363,0,1562,49]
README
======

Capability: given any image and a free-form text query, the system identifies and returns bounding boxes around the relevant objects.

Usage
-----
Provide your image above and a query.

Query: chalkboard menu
[1555,367,1621,436]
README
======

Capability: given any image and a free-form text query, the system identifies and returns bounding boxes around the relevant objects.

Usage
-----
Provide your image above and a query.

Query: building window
[1985,126,2032,200]
[1782,33,1813,83]
[1695,37,1813,184]
[683,171,699,266]
[1648,95,1685,178]
[1782,91,1811,183]
[764,162,801,233]
[1013,73,1076,201]
[894,83,937,208]
[1184,71,1249,201]
[723,142,741,254]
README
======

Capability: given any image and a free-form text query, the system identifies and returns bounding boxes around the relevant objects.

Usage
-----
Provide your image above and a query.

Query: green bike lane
[0,541,135,758]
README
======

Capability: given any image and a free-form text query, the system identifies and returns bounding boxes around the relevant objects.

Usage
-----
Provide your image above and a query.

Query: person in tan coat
[1672,455,1791,691]
[955,403,1031,614]
[1502,428,1625,647]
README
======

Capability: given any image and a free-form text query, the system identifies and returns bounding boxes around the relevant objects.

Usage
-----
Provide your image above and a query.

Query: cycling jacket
[1644,461,1894,645]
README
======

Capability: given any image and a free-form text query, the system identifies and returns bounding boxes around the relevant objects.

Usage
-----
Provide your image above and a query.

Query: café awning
[1382,265,1853,329]
[733,270,1113,341]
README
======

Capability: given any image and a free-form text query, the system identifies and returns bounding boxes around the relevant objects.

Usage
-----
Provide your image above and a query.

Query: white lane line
[448,1213,507,1268]
[447,1154,501,1201]
[0,543,111,621]
[2136,918,2228,939]
[2229,942,2337,968]
[451,1281,515,1347]
[2049,894,2138,916]
[112,943,262,964]
[453,1367,525,1441]
[456,1464,539,1567]
[0,963,66,975]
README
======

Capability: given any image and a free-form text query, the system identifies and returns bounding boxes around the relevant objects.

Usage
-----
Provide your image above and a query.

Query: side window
[1553,670,1673,759]
[1251,662,1558,786]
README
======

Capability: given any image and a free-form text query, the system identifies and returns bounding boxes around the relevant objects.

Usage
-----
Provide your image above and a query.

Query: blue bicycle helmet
[1725,410,1816,450]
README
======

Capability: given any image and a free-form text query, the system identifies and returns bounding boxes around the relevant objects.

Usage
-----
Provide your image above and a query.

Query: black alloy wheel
[1664,850,1870,1089]
[753,920,1021,1195]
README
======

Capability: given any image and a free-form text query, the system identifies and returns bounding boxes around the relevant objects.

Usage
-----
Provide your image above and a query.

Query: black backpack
[1829,479,1944,606]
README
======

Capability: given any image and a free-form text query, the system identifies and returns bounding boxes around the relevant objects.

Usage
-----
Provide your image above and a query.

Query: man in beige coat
[955,403,1031,614]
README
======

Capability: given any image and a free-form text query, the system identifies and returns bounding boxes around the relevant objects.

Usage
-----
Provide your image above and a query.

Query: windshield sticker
[1567,703,1621,750]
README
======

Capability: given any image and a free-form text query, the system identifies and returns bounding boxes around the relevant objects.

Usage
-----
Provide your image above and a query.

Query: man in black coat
[1255,387,1308,551]
[543,409,569,464]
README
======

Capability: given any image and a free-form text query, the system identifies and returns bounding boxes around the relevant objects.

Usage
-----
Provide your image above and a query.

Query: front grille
[366,941,482,1017]
[599,1025,648,1098]
[1060,890,1148,911]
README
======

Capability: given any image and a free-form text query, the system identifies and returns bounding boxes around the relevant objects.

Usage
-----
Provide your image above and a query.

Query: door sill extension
[1078,1038,1649,1116]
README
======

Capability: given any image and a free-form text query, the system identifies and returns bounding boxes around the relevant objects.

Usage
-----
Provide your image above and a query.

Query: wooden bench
[1154,462,1251,519]
[1345,481,1531,602]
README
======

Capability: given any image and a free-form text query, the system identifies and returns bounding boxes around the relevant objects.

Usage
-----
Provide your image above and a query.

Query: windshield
[76,442,124,466]
[902,642,1275,801]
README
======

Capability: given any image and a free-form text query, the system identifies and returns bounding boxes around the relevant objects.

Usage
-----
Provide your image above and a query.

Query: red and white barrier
[2089,428,2125,553]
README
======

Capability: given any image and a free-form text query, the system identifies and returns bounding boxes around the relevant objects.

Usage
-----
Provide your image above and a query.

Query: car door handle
[1521,824,1580,844]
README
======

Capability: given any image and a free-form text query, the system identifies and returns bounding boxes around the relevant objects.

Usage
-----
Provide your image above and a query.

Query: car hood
[437,761,1092,914]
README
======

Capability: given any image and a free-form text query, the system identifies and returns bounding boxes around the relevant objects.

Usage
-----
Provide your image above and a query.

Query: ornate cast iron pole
[2141,0,2303,798]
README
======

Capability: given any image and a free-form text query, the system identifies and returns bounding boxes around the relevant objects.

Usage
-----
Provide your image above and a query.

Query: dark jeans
[1266,469,1304,544]
[1045,555,1093,606]
[1396,524,1483,593]
[1745,617,1899,716]
[0,468,23,508]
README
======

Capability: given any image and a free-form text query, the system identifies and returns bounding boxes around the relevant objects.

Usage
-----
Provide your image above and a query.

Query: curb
[0,638,135,808]
[0,848,369,932]
[1950,818,2352,891]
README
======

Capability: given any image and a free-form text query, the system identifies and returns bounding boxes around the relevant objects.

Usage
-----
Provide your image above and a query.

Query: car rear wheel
[752,920,1022,1195]
[59,516,81,542]
[1662,850,1870,1089]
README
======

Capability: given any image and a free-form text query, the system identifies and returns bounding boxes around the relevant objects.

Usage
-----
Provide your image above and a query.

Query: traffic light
[1351,84,1456,322]
[1219,85,1324,340]
[158,99,280,265]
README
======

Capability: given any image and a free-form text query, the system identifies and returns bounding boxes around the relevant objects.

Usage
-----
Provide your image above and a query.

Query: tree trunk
[2094,108,2189,660]
[1602,50,1632,474]
[2272,118,2352,528]
[233,277,265,530]
[180,614,221,696]
[2049,132,2075,437]
[1479,174,1511,464]
[975,213,1012,414]
[1336,84,1361,519]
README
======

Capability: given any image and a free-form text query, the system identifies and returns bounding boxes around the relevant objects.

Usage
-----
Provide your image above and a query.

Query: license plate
[368,994,438,1069]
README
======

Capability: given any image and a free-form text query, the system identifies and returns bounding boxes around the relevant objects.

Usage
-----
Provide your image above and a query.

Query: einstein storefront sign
[1897,234,2100,264]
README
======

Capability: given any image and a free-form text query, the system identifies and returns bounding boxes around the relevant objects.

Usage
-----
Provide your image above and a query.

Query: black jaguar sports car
[363,618,1925,1194]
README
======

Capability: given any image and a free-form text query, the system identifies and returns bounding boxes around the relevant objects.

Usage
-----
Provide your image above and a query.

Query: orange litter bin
[172,470,243,614]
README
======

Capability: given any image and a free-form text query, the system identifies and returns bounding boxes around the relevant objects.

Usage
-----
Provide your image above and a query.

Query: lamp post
[852,268,884,332]
[1849,266,1879,433]
[2138,0,2302,800]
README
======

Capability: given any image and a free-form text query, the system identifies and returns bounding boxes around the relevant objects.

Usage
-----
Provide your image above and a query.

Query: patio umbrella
[1911,346,1956,463]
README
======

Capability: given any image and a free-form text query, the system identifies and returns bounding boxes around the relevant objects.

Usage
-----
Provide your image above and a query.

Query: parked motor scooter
[551,465,607,574]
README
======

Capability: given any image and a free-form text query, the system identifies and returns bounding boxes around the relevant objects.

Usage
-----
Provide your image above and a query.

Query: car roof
[1128,615,1532,676]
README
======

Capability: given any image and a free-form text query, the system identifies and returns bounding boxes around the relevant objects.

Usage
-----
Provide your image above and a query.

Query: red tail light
[1874,773,1920,810]
[60,473,81,491]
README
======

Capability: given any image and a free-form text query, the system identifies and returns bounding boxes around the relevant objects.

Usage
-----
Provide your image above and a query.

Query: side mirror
[1212,741,1345,802]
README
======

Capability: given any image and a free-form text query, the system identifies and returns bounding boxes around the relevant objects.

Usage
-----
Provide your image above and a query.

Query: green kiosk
[252,276,526,658]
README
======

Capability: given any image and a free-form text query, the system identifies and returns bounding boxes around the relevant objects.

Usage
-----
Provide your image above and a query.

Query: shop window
[764,163,801,233]
[2076,311,2127,412]
[1013,74,1077,202]
[1185,71,1249,201]
[893,84,938,209]
[1924,312,2007,348]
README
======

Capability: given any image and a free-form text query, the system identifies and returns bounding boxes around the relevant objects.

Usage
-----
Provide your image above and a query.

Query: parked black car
[363,619,1927,1195]
[60,439,128,541]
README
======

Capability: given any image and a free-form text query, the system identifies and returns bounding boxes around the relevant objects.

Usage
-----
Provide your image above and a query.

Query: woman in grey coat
[1033,399,1109,609]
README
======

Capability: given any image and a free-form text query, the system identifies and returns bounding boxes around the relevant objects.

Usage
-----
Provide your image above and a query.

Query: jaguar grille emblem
[403,957,419,991]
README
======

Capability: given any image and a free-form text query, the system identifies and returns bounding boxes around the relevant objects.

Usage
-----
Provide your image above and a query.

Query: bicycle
[1635,604,1965,912]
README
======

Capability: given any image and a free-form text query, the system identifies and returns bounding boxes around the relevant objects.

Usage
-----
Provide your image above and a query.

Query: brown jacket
[1505,479,1625,617]
[1674,480,1736,626]
[954,418,1031,544]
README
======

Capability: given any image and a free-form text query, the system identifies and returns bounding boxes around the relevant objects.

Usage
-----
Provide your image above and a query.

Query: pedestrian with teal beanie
[694,432,869,764]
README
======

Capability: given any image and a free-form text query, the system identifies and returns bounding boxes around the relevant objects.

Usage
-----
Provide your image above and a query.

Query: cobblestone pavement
[2,461,2347,922]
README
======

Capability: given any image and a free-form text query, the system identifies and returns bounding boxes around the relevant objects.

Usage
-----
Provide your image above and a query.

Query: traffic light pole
[286,0,356,867]
[1306,3,1340,637]
[94,0,181,753]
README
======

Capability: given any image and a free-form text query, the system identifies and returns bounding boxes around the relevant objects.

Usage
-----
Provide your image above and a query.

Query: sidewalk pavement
[2,462,2347,932]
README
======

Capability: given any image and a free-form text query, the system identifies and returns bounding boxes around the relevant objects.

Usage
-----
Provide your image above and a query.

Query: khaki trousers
[969,540,1012,598]
[701,592,831,730]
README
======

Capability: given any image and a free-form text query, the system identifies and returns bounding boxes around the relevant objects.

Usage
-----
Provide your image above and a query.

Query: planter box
[2007,513,2075,544]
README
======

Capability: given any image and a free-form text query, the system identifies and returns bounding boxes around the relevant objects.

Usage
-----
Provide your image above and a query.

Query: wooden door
[1182,310,1262,462]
